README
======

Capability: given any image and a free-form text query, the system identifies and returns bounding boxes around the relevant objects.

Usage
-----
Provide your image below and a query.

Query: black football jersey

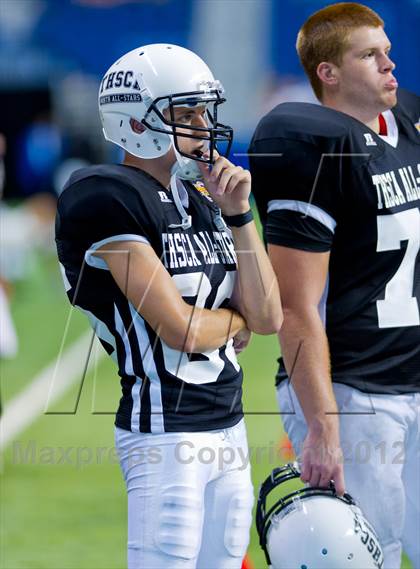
[249,90,420,394]
[55,164,243,433]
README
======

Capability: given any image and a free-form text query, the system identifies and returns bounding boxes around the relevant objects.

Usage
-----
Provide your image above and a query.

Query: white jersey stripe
[114,304,134,375]
[114,304,141,432]
[129,304,165,434]
[85,233,150,270]
[59,262,72,292]
[268,199,337,233]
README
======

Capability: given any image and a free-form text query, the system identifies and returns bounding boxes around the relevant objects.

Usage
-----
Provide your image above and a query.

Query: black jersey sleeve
[249,103,348,252]
[56,174,154,271]
[250,137,344,252]
[265,209,336,252]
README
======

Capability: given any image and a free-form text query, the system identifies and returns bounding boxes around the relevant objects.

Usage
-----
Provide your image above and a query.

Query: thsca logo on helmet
[98,43,233,181]
[256,463,384,569]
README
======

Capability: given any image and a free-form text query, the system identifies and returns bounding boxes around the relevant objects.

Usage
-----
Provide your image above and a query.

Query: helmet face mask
[98,44,233,177]
[142,89,233,165]
[257,464,384,569]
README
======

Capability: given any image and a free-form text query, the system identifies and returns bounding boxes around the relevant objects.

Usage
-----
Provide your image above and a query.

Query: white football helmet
[257,464,384,569]
[98,43,233,180]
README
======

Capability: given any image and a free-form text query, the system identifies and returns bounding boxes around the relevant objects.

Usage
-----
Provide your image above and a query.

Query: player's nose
[380,52,396,73]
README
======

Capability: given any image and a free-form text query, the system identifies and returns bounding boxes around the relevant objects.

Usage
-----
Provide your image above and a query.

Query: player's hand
[300,420,345,496]
[233,328,251,354]
[198,151,250,216]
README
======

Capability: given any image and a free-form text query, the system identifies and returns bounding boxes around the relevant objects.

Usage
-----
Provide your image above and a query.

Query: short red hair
[296,3,384,100]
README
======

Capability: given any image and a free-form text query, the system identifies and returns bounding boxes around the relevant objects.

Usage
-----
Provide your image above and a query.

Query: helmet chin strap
[168,171,192,230]
[167,145,196,230]
[169,144,228,233]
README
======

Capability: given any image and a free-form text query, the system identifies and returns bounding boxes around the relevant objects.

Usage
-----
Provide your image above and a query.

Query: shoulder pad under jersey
[252,102,357,144]
[63,164,149,193]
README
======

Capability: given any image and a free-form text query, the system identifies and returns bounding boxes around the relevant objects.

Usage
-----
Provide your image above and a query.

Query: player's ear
[317,62,339,87]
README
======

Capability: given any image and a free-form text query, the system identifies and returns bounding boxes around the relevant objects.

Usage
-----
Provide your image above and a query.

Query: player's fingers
[209,155,230,183]
[222,167,248,193]
[224,166,243,194]
[309,465,322,488]
[199,151,220,183]
[225,167,250,194]
[300,457,312,483]
[319,465,333,488]
[217,166,237,194]
[333,465,346,496]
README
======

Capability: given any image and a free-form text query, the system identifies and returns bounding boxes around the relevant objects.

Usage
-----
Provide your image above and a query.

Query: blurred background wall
[0,0,419,202]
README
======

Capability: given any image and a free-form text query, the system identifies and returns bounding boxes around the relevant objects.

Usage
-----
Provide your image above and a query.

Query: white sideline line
[0,331,105,452]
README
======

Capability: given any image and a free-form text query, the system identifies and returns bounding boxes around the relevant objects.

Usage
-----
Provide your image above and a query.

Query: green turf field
[0,252,413,569]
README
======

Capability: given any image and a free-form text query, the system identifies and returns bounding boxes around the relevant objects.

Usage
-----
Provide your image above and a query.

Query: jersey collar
[378,110,399,148]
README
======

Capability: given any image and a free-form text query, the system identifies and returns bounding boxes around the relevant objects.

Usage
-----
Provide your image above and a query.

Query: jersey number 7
[376,208,420,328]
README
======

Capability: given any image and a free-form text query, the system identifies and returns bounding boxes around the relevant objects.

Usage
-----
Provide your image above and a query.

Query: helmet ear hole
[129,118,146,134]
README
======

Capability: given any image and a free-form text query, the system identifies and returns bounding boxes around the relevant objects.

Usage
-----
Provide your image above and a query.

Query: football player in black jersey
[249,4,419,569]
[56,44,282,568]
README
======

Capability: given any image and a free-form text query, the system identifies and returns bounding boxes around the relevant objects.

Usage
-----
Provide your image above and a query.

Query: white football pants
[277,381,420,569]
[115,419,254,569]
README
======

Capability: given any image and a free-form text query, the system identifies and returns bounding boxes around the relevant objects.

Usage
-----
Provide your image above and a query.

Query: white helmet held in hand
[256,463,384,569]
[98,43,233,179]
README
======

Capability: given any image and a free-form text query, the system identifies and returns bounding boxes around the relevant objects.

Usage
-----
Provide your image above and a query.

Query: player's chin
[382,88,398,108]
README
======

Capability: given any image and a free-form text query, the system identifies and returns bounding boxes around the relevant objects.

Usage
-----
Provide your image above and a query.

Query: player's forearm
[230,222,283,335]
[279,306,339,429]
[180,305,246,353]
[121,270,246,353]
